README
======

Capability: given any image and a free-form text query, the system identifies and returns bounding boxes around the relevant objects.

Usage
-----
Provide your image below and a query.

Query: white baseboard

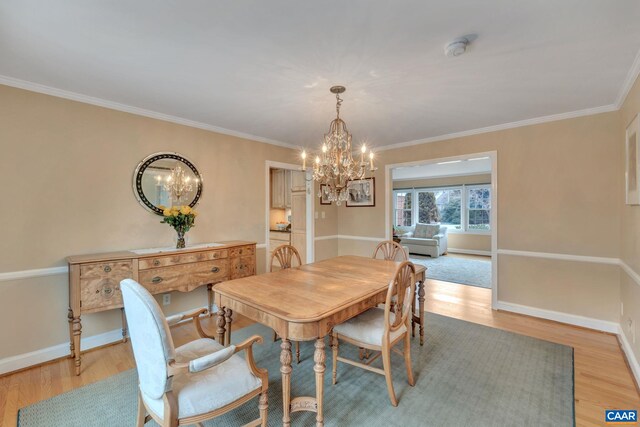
[495,300,620,334]
[0,328,123,375]
[447,248,491,257]
[0,305,210,376]
[617,325,640,388]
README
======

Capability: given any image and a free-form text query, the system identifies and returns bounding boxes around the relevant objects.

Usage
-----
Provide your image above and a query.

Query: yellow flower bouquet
[159,205,198,248]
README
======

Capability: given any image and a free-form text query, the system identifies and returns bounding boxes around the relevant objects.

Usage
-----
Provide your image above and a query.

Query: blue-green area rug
[410,255,492,288]
[18,313,573,426]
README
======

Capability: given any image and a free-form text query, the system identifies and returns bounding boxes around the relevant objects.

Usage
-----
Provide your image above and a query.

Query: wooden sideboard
[67,240,256,375]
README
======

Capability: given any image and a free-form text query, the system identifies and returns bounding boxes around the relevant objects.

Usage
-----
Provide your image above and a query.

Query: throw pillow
[424,224,440,238]
[413,223,428,238]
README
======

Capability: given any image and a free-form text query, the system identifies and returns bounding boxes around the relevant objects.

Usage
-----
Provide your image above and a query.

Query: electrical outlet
[321,211,326,219]
[163,293,171,306]
[314,211,319,219]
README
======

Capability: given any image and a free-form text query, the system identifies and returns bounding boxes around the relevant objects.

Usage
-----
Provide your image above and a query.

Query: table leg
[225,309,233,346]
[216,307,226,344]
[418,280,425,346]
[314,338,326,427]
[280,339,293,427]
[411,294,416,338]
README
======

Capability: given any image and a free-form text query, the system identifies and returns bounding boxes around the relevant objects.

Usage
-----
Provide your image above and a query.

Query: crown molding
[615,48,640,108]
[376,103,618,152]
[0,75,297,150]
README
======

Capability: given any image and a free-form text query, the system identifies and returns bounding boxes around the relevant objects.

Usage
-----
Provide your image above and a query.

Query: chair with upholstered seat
[331,261,416,407]
[120,279,269,427]
[270,244,302,363]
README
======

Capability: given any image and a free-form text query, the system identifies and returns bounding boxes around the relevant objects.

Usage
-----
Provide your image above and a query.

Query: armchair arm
[166,308,208,327]
[189,345,235,373]
[234,335,268,387]
[167,344,236,375]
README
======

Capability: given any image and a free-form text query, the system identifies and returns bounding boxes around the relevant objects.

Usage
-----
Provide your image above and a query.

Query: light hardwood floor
[1,279,638,427]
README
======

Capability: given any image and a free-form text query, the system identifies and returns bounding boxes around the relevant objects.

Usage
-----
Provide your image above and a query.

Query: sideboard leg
[216,307,226,344]
[121,308,128,343]
[280,339,292,427]
[72,316,82,375]
[67,309,75,358]
[314,338,326,427]
[225,309,233,346]
[206,284,214,316]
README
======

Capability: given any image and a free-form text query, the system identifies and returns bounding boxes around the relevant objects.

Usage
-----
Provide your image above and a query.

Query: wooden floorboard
[0,280,638,427]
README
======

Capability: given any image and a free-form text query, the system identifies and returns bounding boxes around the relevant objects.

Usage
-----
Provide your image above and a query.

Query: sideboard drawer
[139,259,229,293]
[139,249,228,270]
[229,245,255,258]
[80,260,132,278]
[80,276,129,312]
[231,255,256,279]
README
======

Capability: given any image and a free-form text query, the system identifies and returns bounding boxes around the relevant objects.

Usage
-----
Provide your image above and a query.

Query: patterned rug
[410,254,492,288]
[18,313,573,427]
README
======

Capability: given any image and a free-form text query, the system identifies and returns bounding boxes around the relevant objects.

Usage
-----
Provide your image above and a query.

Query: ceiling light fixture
[301,86,376,205]
[468,156,490,161]
[437,160,463,165]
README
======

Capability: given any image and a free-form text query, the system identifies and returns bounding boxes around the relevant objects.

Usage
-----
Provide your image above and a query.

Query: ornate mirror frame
[132,151,204,215]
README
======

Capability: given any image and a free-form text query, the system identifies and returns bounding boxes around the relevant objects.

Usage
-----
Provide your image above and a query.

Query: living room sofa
[398,223,448,258]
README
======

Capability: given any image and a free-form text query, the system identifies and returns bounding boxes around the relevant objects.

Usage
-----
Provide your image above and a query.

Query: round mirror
[133,152,203,215]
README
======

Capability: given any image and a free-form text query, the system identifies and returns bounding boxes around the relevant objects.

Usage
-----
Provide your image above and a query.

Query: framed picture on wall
[346,177,375,207]
[626,114,640,205]
[320,184,331,205]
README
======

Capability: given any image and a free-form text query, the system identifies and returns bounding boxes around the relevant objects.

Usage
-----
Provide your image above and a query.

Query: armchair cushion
[142,338,262,420]
[333,307,406,347]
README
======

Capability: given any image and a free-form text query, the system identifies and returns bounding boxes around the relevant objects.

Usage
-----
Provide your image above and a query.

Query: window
[467,185,491,230]
[393,191,412,226]
[393,184,491,232]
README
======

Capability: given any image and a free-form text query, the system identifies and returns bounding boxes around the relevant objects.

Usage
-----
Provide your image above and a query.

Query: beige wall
[619,72,640,363]
[336,111,622,322]
[393,173,492,252]
[0,84,296,359]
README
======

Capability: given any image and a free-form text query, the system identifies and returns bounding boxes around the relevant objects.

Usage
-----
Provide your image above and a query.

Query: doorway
[385,151,498,308]
[265,161,314,269]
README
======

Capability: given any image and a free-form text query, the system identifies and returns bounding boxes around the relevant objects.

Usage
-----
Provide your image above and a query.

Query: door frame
[265,161,315,268]
[384,150,498,309]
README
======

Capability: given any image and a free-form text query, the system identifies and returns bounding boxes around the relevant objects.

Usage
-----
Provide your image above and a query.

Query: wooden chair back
[373,240,408,262]
[384,261,416,333]
[270,244,302,272]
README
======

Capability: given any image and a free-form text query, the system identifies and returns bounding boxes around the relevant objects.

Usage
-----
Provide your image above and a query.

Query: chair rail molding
[0,266,68,282]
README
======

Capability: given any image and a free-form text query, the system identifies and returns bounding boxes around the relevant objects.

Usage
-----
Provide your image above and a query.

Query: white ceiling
[392,157,492,180]
[1,1,640,149]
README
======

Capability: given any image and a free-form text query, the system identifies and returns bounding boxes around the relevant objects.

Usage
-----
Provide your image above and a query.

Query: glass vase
[175,228,186,249]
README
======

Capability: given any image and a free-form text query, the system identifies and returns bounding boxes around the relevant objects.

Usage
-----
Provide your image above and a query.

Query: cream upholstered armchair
[331,261,416,406]
[120,279,269,427]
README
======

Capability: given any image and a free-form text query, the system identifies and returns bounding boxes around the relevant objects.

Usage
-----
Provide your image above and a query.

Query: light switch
[314,211,319,219]
[321,211,326,219]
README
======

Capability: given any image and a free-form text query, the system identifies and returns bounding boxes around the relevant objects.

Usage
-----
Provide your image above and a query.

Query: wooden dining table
[213,255,427,426]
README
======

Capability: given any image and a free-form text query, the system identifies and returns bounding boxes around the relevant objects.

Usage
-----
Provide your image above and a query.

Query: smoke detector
[444,37,470,57]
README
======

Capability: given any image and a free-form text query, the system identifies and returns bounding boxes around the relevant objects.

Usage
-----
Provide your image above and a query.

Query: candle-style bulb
[301,150,307,169]
[361,144,367,153]
[322,144,327,153]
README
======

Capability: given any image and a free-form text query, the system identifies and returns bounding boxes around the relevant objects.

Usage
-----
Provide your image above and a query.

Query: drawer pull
[153,260,160,266]
[151,276,163,284]
[103,266,112,273]
[103,288,113,295]
[211,267,220,273]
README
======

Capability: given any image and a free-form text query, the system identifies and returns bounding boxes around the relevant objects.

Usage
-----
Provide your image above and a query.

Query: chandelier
[301,86,376,205]
[159,164,197,203]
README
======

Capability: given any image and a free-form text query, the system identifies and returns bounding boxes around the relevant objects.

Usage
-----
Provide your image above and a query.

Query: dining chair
[120,279,269,427]
[372,240,408,262]
[331,261,416,407]
[269,244,302,363]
